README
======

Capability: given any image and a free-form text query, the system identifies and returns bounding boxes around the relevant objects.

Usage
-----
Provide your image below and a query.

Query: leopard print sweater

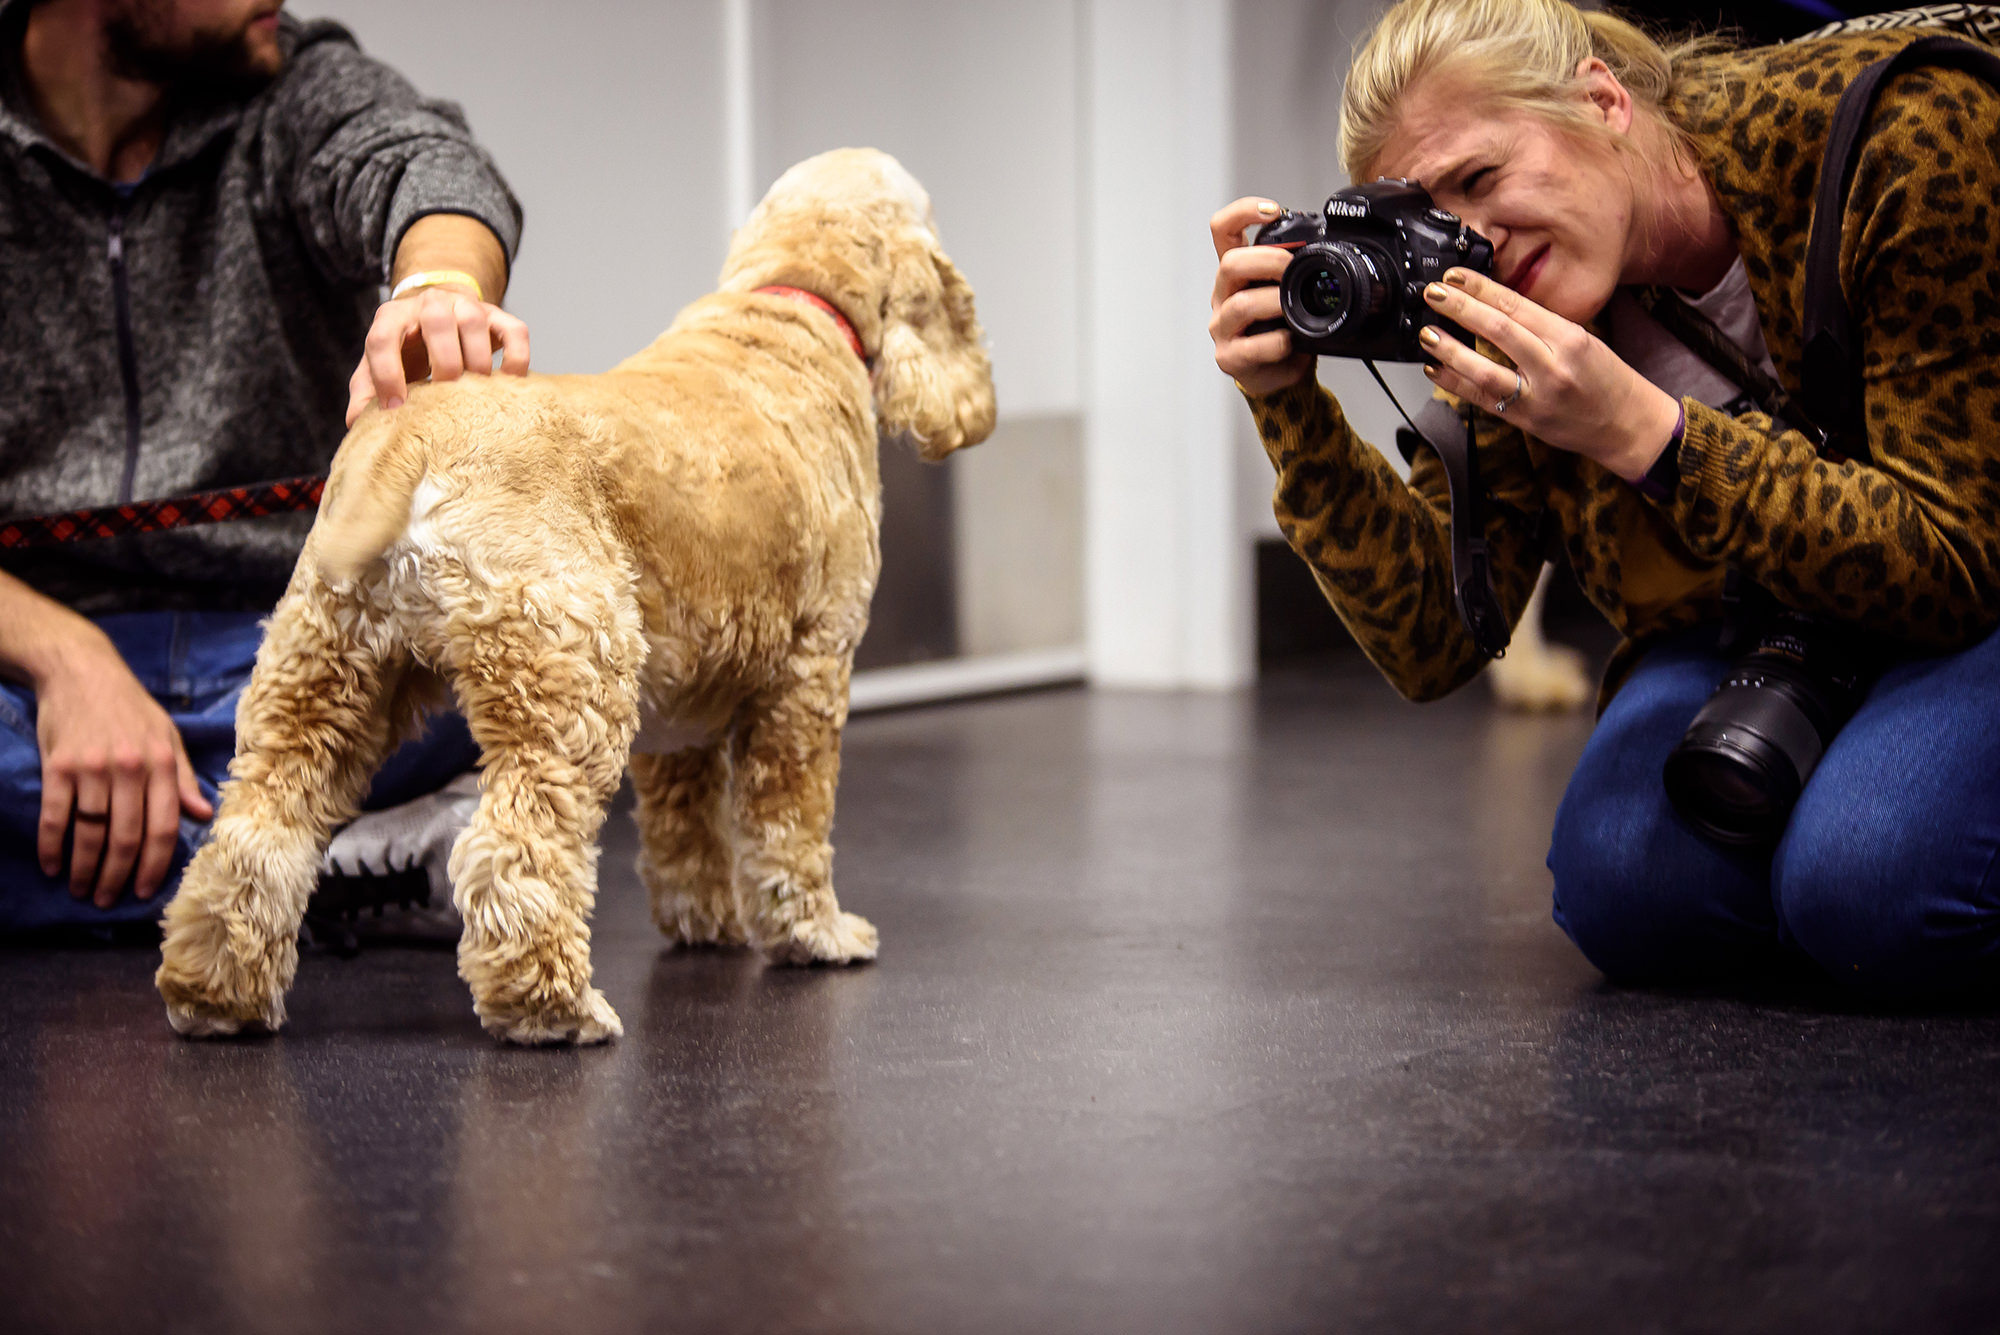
[1247,30,2000,703]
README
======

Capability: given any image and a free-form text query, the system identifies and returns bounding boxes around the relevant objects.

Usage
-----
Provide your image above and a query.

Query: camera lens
[1303,268,1344,321]
[1693,758,1777,814]
[1280,241,1390,342]
[1663,724,1798,847]
[1662,603,1885,849]
[1662,668,1830,848]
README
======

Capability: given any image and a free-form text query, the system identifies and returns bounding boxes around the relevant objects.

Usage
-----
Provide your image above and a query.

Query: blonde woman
[1210,0,2000,991]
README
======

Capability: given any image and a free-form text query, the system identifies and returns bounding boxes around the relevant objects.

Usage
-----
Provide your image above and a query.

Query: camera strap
[1365,359,1511,658]
[1630,287,1822,446]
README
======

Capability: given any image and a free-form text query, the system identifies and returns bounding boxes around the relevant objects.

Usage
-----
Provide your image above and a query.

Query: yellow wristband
[390,269,485,303]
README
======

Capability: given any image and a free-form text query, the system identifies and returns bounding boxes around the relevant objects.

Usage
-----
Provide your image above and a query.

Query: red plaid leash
[0,475,326,550]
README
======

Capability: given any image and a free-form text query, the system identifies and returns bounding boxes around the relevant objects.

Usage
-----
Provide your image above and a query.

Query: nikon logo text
[1326,200,1368,218]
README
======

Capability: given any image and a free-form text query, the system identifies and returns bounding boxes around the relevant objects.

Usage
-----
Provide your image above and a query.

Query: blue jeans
[1549,623,2000,993]
[0,611,478,933]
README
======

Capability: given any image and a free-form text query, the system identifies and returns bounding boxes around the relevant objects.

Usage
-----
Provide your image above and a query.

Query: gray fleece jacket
[0,3,521,613]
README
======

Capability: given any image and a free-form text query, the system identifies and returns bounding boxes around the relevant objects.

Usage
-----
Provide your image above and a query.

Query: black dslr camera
[1253,179,1495,362]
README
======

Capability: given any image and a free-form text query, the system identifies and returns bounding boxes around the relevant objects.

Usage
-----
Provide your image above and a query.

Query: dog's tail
[314,412,427,586]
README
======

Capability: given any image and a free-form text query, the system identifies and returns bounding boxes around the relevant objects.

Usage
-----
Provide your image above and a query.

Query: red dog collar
[755,285,867,361]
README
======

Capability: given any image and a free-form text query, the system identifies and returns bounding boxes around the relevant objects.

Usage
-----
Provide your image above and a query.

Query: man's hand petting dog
[346,283,532,427]
[34,633,211,908]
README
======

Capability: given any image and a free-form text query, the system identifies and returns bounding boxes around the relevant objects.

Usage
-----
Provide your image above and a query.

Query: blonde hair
[1339,0,1727,182]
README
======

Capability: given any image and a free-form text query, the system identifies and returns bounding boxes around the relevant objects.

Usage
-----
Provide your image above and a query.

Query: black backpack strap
[1802,34,2000,460]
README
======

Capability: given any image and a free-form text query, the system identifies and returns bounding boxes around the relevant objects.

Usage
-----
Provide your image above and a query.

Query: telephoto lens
[1662,610,1879,847]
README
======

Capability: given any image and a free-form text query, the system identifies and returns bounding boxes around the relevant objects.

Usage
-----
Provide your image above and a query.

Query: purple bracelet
[1635,401,1687,504]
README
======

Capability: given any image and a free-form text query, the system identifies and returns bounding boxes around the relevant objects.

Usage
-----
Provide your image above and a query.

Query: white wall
[1084,0,1251,689]
[758,1,1082,419]
[751,3,1095,667]
[305,0,1086,417]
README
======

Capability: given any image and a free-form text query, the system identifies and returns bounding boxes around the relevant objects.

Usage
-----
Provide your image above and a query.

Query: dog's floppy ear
[873,236,996,461]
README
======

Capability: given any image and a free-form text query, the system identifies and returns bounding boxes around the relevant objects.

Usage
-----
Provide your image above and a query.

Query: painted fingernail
[1423,364,1439,378]
[1257,201,1280,215]
[1425,283,1448,304]
[1444,269,1470,287]
[1419,326,1441,348]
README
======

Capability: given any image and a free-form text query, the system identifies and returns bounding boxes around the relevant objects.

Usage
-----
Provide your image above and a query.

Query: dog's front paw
[157,978,284,1039]
[768,911,879,967]
[478,987,624,1047]
[156,848,299,1038]
[156,941,289,1039]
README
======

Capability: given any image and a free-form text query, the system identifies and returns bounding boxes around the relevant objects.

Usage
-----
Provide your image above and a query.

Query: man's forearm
[348,213,527,424]
[0,567,114,692]
[391,213,509,305]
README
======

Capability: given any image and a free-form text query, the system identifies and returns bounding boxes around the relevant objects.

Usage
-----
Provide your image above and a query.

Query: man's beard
[104,2,285,100]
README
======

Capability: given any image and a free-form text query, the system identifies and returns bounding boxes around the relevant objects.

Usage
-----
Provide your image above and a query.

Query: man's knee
[0,685,46,839]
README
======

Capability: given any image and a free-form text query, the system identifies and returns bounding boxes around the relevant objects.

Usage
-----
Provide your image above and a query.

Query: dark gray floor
[3,659,1998,1335]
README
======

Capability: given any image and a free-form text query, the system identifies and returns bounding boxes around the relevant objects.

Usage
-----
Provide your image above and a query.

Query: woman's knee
[1775,647,2000,992]
[1548,630,1776,981]
[1548,799,1665,979]
[1776,805,2000,992]
[1549,782,1773,982]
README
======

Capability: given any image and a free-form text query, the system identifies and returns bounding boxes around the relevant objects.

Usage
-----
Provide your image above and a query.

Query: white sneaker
[310,771,480,948]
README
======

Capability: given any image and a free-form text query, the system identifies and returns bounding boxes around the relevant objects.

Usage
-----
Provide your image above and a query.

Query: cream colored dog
[155,148,995,1045]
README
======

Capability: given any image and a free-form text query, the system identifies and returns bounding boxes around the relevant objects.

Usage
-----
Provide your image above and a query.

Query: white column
[1082,0,1251,690]
[722,0,756,236]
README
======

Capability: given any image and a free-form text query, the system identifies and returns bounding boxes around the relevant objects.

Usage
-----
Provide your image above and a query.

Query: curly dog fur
[155,149,996,1045]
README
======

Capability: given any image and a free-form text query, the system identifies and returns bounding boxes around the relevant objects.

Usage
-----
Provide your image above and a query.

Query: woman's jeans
[1549,622,2000,992]
[0,611,478,933]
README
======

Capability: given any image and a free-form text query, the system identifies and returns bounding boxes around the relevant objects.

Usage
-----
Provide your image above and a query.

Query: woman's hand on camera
[1419,267,1681,481]
[1210,197,1316,396]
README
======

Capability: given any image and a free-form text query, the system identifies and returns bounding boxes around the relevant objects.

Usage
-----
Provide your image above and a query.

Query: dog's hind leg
[729,649,878,966]
[157,591,416,1037]
[633,747,746,948]
[444,583,644,1045]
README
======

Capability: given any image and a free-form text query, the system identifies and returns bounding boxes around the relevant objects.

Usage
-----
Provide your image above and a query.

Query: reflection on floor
[3,657,1997,1334]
